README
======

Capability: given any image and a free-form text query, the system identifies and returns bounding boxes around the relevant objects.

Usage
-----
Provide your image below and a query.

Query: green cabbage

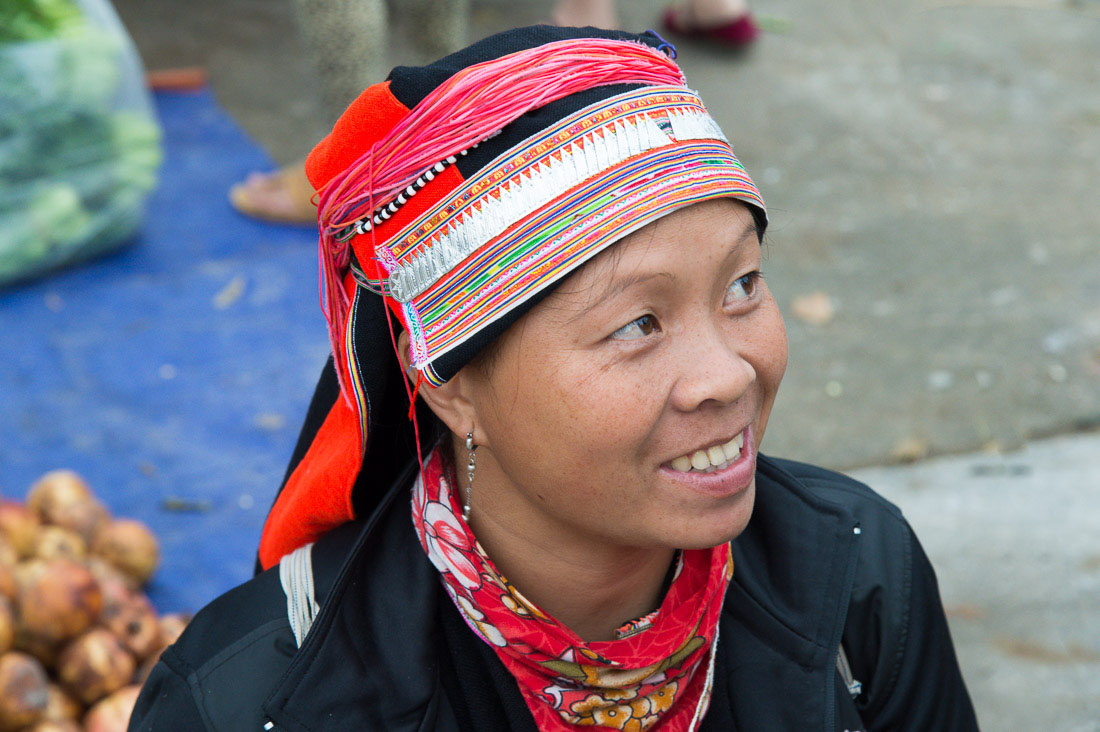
[0,0,162,286]
[0,0,83,43]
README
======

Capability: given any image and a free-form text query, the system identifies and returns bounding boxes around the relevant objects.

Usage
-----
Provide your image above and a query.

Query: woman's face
[457,198,787,551]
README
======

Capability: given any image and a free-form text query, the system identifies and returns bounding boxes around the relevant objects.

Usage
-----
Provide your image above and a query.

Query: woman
[131,26,977,731]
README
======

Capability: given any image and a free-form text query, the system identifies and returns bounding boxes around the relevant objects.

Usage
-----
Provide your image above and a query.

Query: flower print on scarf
[501,592,532,618]
[572,699,639,730]
[563,681,679,731]
[540,638,702,689]
[413,473,482,591]
[499,574,551,621]
[630,681,677,717]
[567,686,674,731]
[454,593,507,647]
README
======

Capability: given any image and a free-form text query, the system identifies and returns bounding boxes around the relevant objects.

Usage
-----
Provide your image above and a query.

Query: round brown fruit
[17,559,102,644]
[0,536,17,568]
[0,651,50,732]
[56,629,135,705]
[13,557,47,590]
[92,520,159,586]
[12,629,59,670]
[0,564,15,603]
[46,499,108,545]
[83,684,141,732]
[0,502,40,559]
[0,597,13,655]
[25,720,82,732]
[32,527,87,562]
[25,472,92,520]
[157,613,189,647]
[41,683,82,721]
[100,593,162,661]
[133,645,162,686]
[85,557,136,604]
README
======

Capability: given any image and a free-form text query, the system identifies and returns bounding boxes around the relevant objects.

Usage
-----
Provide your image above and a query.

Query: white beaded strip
[387,106,727,303]
[349,147,478,237]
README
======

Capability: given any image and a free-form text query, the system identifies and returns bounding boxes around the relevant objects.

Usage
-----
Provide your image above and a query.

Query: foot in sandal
[228,161,317,225]
[661,0,759,48]
[550,0,619,29]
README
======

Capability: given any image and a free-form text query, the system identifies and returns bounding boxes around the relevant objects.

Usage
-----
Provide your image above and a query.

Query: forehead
[552,199,760,299]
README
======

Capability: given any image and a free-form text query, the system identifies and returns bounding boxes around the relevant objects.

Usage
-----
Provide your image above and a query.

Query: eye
[611,314,660,341]
[725,271,760,304]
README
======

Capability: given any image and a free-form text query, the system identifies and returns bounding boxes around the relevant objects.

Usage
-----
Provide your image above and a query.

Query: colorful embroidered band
[374,86,765,383]
[412,445,734,731]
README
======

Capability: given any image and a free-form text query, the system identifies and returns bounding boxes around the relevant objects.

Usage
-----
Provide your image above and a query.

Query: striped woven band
[373,86,766,384]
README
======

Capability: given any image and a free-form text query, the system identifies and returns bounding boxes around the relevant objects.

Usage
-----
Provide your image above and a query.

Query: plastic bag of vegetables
[0,0,162,288]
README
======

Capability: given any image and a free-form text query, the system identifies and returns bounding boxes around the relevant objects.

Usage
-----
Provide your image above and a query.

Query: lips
[659,425,757,500]
[668,430,746,474]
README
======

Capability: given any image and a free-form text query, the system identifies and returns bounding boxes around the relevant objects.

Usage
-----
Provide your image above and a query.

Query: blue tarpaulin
[0,89,328,614]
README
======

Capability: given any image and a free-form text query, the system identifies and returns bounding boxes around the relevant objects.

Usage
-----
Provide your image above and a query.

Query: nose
[669,321,756,412]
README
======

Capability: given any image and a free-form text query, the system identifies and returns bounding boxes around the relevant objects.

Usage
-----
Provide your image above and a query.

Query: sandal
[228,163,317,225]
[661,5,760,47]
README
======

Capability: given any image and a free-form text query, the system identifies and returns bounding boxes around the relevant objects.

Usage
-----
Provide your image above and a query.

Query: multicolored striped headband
[385,85,765,384]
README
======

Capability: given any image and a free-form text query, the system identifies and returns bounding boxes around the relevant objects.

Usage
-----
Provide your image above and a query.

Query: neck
[475,509,675,642]
[458,444,675,642]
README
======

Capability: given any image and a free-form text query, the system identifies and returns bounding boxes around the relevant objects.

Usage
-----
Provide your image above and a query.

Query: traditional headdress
[258,25,766,570]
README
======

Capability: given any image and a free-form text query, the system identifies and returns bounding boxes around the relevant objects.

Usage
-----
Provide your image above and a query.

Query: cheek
[538,354,664,459]
[486,344,664,477]
[757,305,788,383]
[750,300,788,432]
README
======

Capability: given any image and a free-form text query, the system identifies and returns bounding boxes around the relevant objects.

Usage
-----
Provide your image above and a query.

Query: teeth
[669,430,746,473]
[672,455,692,472]
[721,435,740,463]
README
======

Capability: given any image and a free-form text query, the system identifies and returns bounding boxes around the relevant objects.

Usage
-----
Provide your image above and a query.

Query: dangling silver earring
[463,430,476,521]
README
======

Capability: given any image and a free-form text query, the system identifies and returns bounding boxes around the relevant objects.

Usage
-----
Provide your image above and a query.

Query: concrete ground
[853,430,1100,730]
[108,0,1099,728]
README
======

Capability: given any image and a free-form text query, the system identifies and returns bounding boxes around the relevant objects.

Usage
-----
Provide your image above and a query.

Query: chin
[660,482,756,550]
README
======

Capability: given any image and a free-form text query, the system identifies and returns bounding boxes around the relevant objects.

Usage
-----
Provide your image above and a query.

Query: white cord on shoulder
[278,542,320,648]
[688,625,720,732]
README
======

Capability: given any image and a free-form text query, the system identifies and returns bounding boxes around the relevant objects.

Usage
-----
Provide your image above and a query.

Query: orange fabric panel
[258,394,361,569]
[305,81,409,191]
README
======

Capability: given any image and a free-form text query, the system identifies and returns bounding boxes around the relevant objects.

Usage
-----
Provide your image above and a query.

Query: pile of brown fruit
[0,470,188,732]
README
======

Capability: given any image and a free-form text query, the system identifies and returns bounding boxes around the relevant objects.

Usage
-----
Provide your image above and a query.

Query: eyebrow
[566,270,673,324]
[601,270,675,303]
[569,217,759,323]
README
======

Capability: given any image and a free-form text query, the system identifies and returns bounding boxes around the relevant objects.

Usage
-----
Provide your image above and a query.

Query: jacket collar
[263,477,445,731]
[263,454,859,730]
[727,455,860,669]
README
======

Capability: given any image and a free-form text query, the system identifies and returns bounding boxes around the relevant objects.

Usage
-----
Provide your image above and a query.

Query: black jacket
[130,455,978,731]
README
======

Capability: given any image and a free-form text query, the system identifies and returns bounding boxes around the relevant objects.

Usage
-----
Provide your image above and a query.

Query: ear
[396,330,481,442]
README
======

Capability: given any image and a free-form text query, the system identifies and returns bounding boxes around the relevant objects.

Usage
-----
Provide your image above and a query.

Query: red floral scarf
[411,446,734,731]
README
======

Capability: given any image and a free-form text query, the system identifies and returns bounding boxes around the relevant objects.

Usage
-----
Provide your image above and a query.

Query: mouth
[666,427,749,474]
[659,425,756,499]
